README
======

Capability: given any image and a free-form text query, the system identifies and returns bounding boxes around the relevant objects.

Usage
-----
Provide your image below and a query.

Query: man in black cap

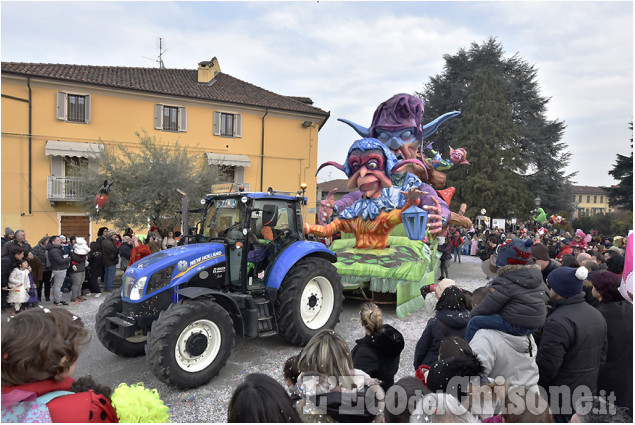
[531,243,559,286]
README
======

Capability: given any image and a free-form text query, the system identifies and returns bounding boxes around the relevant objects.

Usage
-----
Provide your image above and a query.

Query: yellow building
[571,185,615,219]
[1,58,329,240]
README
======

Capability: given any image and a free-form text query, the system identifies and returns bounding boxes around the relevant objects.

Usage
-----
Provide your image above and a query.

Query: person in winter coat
[47,236,70,306]
[351,302,404,390]
[1,308,118,422]
[69,237,90,303]
[101,230,119,292]
[147,233,162,254]
[425,348,486,400]
[296,329,384,423]
[25,251,42,301]
[0,229,32,257]
[537,266,608,422]
[32,236,51,301]
[531,243,559,287]
[437,233,452,280]
[86,229,107,296]
[414,282,470,369]
[118,236,132,271]
[589,271,633,415]
[162,231,177,250]
[467,238,547,342]
[7,258,31,313]
[1,227,14,248]
[451,230,463,263]
[129,236,152,266]
[1,247,25,311]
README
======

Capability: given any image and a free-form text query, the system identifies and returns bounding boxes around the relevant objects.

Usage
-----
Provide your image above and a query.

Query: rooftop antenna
[142,37,167,68]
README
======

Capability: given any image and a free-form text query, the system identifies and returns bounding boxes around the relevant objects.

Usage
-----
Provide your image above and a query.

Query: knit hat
[495,238,534,268]
[59,235,67,242]
[105,230,116,237]
[73,237,91,256]
[531,243,550,262]
[547,266,588,298]
[4,227,14,237]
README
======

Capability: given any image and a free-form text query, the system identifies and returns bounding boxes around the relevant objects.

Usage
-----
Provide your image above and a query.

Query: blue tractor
[95,190,343,389]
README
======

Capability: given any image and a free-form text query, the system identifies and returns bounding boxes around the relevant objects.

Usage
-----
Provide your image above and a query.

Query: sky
[1,1,632,188]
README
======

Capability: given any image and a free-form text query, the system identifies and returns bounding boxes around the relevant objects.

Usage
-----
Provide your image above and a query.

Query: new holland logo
[177,260,188,272]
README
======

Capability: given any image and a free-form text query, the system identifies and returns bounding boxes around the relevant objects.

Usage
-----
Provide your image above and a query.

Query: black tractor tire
[95,292,146,357]
[275,257,343,346]
[145,299,234,389]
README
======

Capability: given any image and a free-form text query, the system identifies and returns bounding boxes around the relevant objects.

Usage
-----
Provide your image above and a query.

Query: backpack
[1,390,73,423]
[44,250,51,269]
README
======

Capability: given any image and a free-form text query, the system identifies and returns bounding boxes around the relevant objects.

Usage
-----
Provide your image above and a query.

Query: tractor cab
[197,192,303,293]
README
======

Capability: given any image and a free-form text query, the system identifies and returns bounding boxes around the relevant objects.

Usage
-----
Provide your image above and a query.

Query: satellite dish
[481,209,487,215]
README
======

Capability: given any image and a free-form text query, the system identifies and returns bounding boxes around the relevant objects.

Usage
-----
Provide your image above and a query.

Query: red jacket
[1,377,118,423]
[556,245,572,260]
[129,245,152,266]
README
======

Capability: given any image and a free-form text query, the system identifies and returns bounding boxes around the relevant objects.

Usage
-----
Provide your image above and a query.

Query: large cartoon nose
[386,137,402,150]
[359,166,368,177]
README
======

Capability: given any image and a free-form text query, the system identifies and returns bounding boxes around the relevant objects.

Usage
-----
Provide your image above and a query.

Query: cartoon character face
[346,149,392,199]
[373,127,417,161]
[449,147,470,165]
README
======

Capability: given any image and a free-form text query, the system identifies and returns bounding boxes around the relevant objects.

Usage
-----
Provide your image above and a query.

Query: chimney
[198,57,221,83]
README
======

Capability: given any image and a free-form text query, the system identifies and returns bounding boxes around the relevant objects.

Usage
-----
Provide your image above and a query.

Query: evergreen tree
[72,131,228,230]
[448,71,535,218]
[602,123,633,210]
[418,37,574,213]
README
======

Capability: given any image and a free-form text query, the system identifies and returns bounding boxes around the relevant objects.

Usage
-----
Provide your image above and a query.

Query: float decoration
[95,180,114,211]
[531,207,547,223]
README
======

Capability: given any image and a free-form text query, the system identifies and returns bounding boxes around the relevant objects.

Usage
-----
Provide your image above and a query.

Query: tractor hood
[122,243,226,301]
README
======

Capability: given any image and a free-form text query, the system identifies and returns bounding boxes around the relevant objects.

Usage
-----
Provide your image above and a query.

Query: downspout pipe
[28,77,32,215]
[260,107,268,192]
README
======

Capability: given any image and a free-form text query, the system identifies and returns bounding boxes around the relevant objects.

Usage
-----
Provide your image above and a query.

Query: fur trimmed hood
[497,263,541,276]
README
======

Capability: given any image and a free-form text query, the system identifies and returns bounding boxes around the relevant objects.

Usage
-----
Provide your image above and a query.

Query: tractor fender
[266,241,336,290]
[175,287,245,337]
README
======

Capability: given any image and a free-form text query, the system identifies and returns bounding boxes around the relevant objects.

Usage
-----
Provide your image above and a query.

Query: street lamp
[534,196,541,207]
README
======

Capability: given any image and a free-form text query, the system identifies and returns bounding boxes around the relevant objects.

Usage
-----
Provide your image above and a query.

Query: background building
[1,58,329,239]
[571,185,614,219]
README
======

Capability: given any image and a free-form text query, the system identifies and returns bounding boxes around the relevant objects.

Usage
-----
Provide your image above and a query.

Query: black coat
[541,260,560,285]
[426,353,486,397]
[101,237,119,267]
[537,293,607,407]
[69,252,87,273]
[46,244,70,271]
[32,243,50,272]
[471,264,547,329]
[351,324,404,389]
[118,242,132,260]
[596,300,633,413]
[413,309,470,369]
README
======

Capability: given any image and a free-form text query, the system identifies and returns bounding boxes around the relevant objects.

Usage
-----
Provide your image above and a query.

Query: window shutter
[178,107,187,132]
[154,104,163,129]
[84,95,91,123]
[56,92,67,120]
[213,111,220,135]
[50,156,64,176]
[234,114,242,137]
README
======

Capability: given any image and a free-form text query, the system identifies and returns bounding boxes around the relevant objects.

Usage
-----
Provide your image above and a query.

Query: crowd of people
[1,226,181,312]
[1,223,631,423]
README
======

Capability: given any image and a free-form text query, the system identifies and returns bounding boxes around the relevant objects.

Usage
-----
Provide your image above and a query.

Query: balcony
[47,176,82,201]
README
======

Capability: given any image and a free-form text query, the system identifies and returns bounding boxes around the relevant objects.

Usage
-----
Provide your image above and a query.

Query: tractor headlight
[128,277,147,301]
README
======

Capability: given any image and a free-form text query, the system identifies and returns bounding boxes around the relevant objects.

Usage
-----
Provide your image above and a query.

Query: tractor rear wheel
[145,299,234,389]
[275,257,343,346]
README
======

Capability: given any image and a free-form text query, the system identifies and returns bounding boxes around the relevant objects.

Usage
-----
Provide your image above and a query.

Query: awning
[206,153,251,167]
[45,140,103,159]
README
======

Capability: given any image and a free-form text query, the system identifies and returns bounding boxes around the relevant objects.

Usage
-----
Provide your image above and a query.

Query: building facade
[571,185,614,219]
[1,58,329,240]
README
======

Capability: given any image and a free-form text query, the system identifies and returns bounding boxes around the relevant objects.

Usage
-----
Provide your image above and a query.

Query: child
[466,238,547,342]
[7,258,30,313]
[1,308,118,422]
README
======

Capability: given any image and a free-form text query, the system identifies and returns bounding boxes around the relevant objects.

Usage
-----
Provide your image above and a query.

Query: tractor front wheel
[145,299,234,389]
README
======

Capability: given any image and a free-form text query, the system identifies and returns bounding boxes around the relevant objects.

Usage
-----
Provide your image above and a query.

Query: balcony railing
[47,176,82,201]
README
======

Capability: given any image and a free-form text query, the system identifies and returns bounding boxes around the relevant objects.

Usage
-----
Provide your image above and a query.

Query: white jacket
[469,328,539,391]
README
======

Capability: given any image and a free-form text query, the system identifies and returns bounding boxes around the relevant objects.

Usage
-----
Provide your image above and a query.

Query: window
[57,92,91,123]
[593,195,597,203]
[600,195,603,204]
[64,156,88,176]
[213,111,242,137]
[578,195,582,203]
[587,195,590,203]
[154,104,187,132]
